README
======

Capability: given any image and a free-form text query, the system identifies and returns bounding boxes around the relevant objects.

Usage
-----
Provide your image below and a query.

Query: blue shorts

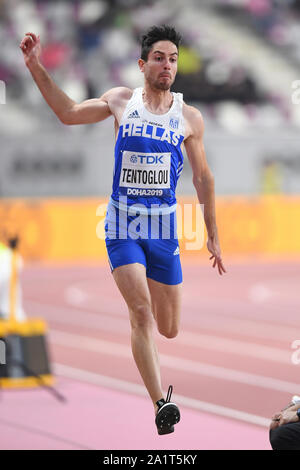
[104,200,182,285]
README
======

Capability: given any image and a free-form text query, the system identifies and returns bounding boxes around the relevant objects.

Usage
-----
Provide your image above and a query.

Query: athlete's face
[139,40,178,91]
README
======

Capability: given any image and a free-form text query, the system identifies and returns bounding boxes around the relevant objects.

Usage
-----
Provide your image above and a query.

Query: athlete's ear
[138,58,145,72]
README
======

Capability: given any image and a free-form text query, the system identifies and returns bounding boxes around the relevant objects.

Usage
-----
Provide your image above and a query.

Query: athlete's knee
[155,308,180,338]
[158,323,179,339]
[130,303,154,330]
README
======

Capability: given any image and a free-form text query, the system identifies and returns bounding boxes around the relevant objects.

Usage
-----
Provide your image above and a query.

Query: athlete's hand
[19,32,41,67]
[207,235,226,276]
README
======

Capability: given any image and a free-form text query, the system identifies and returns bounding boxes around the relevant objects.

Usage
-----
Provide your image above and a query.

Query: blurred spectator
[0,241,26,322]
[0,0,298,133]
[269,396,300,450]
[260,157,283,194]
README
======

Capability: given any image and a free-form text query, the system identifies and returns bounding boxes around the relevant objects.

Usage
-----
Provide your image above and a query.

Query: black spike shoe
[155,385,180,435]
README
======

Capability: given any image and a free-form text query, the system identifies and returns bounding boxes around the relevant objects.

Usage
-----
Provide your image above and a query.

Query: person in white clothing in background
[0,241,26,322]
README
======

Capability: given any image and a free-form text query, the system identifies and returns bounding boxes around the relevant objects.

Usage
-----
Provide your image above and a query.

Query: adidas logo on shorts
[173,246,179,256]
[128,110,140,119]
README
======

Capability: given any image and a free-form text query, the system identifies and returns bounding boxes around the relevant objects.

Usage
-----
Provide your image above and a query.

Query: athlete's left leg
[147,278,182,339]
[146,277,182,434]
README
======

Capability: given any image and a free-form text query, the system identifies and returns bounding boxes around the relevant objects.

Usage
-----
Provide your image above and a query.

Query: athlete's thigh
[147,277,182,337]
[112,263,153,328]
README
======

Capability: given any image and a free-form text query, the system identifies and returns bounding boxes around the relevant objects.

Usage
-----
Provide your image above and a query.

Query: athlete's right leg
[112,262,164,410]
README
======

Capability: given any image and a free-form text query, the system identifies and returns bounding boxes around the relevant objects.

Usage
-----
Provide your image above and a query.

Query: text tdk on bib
[119,151,171,196]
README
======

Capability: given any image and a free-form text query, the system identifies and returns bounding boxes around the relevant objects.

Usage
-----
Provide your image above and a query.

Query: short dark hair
[140,25,182,61]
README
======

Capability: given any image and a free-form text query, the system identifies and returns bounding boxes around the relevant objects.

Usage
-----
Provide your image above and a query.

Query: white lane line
[53,362,270,428]
[178,331,291,364]
[201,317,297,342]
[49,329,300,394]
[26,300,129,332]
[26,299,295,364]
[26,299,298,342]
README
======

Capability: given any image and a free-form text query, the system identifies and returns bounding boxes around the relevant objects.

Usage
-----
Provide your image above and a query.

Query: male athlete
[20,25,226,435]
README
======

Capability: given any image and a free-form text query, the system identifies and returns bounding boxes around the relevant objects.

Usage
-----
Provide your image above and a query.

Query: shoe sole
[155,402,180,435]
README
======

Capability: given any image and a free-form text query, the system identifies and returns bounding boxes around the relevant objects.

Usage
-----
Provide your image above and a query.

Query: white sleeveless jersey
[111,87,185,213]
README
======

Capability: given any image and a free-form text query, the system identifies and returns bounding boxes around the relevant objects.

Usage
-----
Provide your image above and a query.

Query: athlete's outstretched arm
[20,32,112,125]
[184,106,226,275]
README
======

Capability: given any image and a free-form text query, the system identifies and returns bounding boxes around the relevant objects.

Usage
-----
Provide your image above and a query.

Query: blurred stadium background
[1,0,300,261]
[1,0,300,451]
[2,0,300,196]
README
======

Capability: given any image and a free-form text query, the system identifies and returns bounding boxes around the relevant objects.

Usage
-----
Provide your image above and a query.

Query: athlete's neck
[142,84,173,115]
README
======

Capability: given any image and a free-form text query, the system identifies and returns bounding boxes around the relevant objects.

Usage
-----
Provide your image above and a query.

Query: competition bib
[119,151,171,197]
